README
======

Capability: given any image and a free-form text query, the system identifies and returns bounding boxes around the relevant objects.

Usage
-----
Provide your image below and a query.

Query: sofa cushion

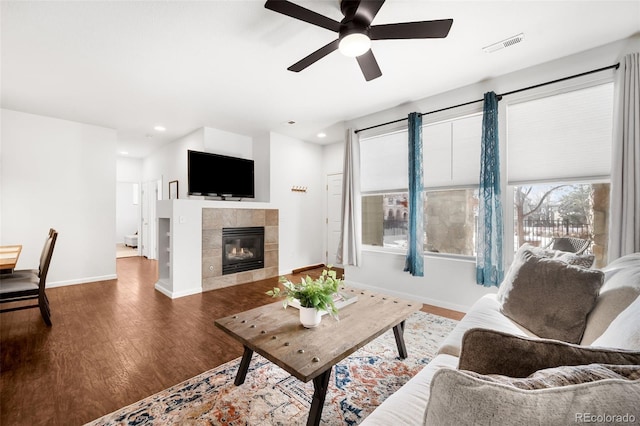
[437,294,535,357]
[458,328,640,378]
[498,247,604,343]
[591,295,640,350]
[424,365,640,426]
[360,354,458,426]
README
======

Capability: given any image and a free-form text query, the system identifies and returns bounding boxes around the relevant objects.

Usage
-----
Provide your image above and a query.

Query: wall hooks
[291,186,307,193]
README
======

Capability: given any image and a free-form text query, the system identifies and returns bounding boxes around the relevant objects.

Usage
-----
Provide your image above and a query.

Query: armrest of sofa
[458,328,640,378]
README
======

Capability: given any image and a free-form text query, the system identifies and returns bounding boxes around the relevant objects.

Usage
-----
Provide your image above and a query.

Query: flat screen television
[188,150,255,199]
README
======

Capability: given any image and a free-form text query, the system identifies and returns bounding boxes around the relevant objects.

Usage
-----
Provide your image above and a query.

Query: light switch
[179,216,186,224]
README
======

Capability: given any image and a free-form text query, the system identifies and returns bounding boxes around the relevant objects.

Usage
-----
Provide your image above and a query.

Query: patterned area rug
[86,311,457,426]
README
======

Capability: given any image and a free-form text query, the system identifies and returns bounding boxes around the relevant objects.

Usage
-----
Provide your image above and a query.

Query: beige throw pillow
[591,295,640,350]
[498,247,604,343]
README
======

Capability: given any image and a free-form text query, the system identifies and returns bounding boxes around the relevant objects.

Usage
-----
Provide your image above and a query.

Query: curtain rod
[354,62,620,134]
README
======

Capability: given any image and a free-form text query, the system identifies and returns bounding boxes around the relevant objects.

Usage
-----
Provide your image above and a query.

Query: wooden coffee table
[214,287,421,426]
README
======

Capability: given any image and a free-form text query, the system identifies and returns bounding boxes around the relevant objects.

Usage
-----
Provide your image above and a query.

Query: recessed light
[154,125,166,132]
[317,132,327,138]
[120,151,129,155]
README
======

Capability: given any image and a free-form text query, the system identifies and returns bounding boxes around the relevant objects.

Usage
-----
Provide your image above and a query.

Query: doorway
[116,181,141,258]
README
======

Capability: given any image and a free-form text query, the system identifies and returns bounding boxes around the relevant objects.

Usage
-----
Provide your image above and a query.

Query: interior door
[140,180,159,260]
[326,173,343,266]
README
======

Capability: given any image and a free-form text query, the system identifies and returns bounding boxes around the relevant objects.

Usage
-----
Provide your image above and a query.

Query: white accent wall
[269,132,324,274]
[0,109,117,286]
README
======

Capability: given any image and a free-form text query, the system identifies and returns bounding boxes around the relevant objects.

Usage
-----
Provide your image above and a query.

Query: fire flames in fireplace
[227,246,255,260]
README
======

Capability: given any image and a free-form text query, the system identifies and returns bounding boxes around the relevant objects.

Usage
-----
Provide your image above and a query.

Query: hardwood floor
[0,257,463,425]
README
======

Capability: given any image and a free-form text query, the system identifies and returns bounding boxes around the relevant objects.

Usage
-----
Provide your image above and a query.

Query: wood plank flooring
[0,257,463,426]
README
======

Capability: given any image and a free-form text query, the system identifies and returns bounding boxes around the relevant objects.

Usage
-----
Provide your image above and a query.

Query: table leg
[234,346,254,386]
[307,368,332,426]
[393,320,408,359]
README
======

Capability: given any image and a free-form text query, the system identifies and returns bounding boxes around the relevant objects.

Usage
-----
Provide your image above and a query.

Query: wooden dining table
[0,245,22,274]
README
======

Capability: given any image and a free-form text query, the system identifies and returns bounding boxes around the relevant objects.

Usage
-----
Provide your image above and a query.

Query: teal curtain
[404,112,424,276]
[476,92,504,287]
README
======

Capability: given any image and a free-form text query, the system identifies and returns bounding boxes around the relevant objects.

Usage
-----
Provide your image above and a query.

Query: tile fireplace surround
[202,208,279,291]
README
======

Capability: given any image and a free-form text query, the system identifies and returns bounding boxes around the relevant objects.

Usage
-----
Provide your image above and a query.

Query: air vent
[483,33,525,53]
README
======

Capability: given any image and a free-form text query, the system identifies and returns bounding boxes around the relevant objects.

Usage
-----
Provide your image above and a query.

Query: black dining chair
[7,228,55,280]
[0,229,58,326]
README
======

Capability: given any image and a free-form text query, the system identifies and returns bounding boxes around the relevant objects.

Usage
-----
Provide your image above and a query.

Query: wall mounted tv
[188,150,255,199]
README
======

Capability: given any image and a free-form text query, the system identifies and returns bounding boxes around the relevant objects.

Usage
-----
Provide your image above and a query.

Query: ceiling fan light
[339,33,371,57]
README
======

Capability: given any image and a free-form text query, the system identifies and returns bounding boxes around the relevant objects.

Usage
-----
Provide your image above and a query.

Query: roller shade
[507,83,614,184]
[360,130,408,193]
[361,113,483,192]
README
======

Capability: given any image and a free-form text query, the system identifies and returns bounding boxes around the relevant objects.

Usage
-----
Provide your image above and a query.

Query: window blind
[360,130,408,193]
[424,114,482,188]
[507,83,614,184]
[361,113,483,192]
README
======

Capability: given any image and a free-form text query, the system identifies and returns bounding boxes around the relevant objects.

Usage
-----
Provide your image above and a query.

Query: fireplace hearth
[222,227,264,275]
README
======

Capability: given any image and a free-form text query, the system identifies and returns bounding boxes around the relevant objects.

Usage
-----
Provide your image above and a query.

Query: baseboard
[47,274,118,288]
[291,264,326,274]
[344,279,470,314]
[154,281,202,299]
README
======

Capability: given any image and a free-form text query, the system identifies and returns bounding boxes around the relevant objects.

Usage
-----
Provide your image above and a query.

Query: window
[507,83,614,266]
[513,183,610,261]
[362,189,478,256]
[360,82,613,265]
[361,112,482,256]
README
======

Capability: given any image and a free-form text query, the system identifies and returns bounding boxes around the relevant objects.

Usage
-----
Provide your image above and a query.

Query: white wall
[203,127,252,159]
[143,126,255,200]
[143,127,204,199]
[253,132,271,202]
[1,109,117,286]
[117,156,143,182]
[328,36,640,312]
[270,132,324,274]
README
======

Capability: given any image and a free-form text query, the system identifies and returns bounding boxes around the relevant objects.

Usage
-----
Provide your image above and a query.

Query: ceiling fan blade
[370,19,453,40]
[265,0,341,33]
[288,39,340,72]
[353,0,385,25]
[356,49,382,81]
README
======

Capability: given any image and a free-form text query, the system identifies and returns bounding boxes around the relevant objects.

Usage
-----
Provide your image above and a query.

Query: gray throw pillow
[498,248,604,343]
[424,365,640,426]
[458,328,640,378]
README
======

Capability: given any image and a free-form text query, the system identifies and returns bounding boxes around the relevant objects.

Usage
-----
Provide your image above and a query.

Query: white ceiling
[2,1,639,158]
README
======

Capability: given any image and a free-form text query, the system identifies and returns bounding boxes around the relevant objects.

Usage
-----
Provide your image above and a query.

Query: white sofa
[362,252,640,425]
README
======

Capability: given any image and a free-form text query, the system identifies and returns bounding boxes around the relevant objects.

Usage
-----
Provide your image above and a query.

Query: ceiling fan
[264,0,453,81]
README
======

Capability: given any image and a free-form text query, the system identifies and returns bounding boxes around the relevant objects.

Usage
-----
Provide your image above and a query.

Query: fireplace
[222,227,264,275]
